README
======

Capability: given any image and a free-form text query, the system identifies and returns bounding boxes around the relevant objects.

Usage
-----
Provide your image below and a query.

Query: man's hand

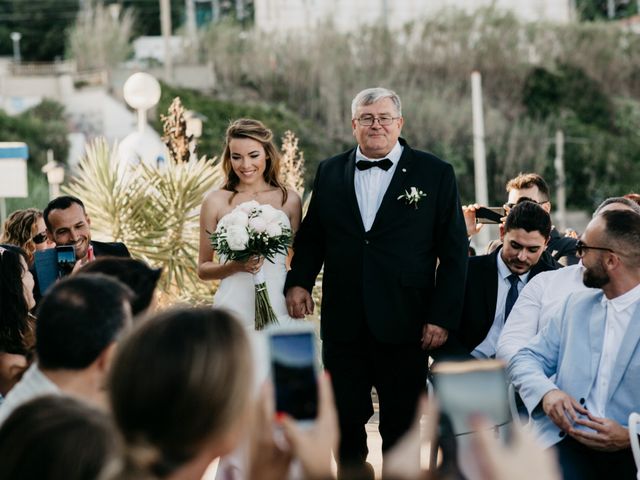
[285,286,314,318]
[570,412,630,451]
[421,324,448,350]
[541,389,587,433]
[463,203,485,237]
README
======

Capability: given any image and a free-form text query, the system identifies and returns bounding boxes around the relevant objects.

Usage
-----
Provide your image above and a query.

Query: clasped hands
[542,389,630,451]
[286,286,315,318]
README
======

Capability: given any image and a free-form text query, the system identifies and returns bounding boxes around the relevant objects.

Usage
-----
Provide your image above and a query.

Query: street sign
[0,142,29,197]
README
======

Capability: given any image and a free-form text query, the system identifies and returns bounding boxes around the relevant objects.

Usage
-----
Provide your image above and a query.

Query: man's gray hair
[351,87,402,119]
[594,197,640,217]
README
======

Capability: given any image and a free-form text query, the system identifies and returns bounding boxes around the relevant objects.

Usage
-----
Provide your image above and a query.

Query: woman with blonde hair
[109,307,254,480]
[197,118,302,329]
[1,208,55,266]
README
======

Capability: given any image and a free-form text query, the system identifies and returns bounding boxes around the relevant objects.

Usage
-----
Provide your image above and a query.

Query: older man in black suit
[285,87,468,478]
[434,200,560,360]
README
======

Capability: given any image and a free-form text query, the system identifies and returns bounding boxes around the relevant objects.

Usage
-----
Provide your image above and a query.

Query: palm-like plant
[64,137,222,305]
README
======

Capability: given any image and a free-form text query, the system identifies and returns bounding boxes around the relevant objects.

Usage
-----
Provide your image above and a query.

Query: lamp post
[10,32,21,64]
[122,72,161,133]
[42,150,65,200]
[184,110,205,162]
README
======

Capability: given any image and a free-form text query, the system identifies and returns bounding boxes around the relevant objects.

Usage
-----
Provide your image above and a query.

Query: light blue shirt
[354,141,403,231]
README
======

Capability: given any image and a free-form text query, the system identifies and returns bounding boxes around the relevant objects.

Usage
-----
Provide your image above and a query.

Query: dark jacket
[285,138,468,344]
[433,248,560,359]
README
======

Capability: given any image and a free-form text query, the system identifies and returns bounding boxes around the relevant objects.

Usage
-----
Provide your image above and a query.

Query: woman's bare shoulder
[285,188,302,209]
[203,188,233,206]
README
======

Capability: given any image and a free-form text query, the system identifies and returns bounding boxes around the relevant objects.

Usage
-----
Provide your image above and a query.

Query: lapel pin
[402,168,407,173]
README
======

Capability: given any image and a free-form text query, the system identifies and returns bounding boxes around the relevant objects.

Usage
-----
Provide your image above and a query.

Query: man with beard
[497,196,640,362]
[43,196,130,264]
[30,196,131,301]
[508,209,640,480]
[432,200,559,360]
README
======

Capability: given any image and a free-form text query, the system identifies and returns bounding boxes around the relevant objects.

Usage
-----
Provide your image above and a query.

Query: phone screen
[269,331,318,421]
[56,246,76,277]
[432,360,511,438]
[475,207,506,224]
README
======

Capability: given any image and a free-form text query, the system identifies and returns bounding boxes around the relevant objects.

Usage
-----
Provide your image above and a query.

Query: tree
[575,0,638,20]
[0,0,79,61]
[112,0,184,36]
[67,2,134,77]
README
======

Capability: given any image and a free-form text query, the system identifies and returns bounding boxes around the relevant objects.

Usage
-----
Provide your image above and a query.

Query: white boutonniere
[397,187,426,209]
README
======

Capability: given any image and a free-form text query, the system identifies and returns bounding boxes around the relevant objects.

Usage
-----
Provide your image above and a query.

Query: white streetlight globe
[123,72,161,111]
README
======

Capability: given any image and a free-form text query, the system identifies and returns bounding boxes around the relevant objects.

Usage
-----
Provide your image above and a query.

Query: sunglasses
[32,232,48,245]
[575,239,614,257]
[503,199,550,210]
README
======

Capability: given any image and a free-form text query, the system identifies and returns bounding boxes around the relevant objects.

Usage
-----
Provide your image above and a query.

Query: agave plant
[64,137,222,305]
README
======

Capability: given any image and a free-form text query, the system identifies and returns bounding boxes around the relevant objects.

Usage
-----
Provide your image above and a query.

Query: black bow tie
[356,158,393,171]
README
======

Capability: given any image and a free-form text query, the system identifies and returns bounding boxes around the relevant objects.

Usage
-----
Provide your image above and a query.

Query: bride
[198,119,307,479]
[198,118,302,330]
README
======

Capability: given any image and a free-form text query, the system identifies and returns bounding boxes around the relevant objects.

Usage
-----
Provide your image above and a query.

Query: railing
[8,60,77,76]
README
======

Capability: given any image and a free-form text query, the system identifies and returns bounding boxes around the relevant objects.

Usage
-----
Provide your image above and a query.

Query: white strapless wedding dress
[213,211,297,331]
[212,211,302,480]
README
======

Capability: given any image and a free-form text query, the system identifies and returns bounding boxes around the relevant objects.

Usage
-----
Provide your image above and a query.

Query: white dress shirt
[586,283,640,418]
[0,363,60,425]
[496,264,588,362]
[472,253,530,359]
[354,141,403,231]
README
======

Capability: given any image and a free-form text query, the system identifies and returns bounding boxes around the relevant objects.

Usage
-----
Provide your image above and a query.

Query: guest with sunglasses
[508,208,640,480]
[1,208,55,267]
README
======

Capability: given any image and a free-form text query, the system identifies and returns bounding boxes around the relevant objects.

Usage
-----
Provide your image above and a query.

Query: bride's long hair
[221,118,288,205]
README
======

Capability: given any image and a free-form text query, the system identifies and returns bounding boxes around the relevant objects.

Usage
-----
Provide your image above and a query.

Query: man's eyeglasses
[504,199,550,210]
[575,239,614,257]
[356,115,400,127]
[32,232,48,245]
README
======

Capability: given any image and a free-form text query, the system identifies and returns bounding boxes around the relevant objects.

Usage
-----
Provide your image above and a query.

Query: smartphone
[56,245,76,277]
[268,325,319,425]
[475,207,506,224]
[431,360,512,440]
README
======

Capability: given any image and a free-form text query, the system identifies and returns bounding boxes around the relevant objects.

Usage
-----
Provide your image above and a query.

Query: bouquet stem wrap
[253,267,278,330]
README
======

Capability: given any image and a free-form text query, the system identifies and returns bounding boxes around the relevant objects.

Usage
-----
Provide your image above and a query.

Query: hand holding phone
[268,325,319,425]
[475,207,506,224]
[431,359,512,439]
[56,245,76,277]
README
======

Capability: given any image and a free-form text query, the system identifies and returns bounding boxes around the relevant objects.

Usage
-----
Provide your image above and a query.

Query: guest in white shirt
[0,274,133,425]
[508,209,640,480]
[497,197,640,363]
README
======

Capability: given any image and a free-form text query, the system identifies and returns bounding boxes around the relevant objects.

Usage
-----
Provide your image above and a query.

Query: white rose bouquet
[210,200,292,329]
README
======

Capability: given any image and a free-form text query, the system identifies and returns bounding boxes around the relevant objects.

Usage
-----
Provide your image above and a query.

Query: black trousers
[554,436,637,480]
[322,331,429,473]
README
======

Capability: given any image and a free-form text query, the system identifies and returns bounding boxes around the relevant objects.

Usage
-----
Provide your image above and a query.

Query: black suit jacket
[285,138,468,344]
[90,240,130,258]
[434,248,560,358]
[547,227,578,266]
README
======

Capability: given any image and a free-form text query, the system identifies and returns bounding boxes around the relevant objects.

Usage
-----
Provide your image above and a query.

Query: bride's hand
[235,255,265,274]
